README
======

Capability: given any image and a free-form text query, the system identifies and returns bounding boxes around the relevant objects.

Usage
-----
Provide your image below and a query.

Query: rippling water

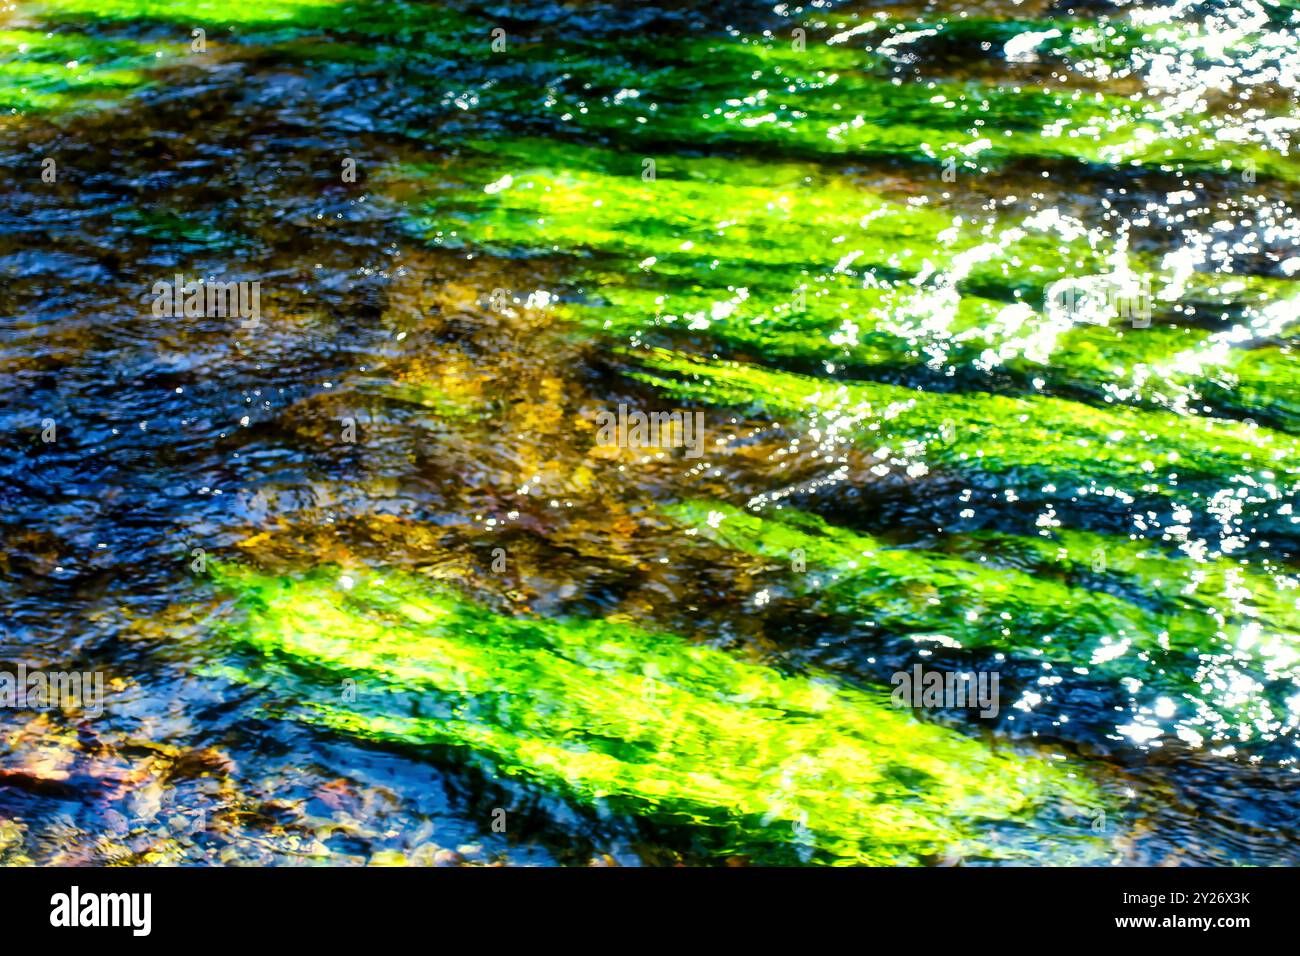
[2,0,1299,866]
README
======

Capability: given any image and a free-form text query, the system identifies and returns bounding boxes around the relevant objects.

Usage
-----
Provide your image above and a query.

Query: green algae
[112,205,243,248]
[1,0,1297,874]
[209,562,1105,864]
[403,138,1300,436]
[665,500,1300,747]
[16,1,1300,180]
[24,0,468,36]
[1009,320,1300,432]
[13,3,1291,431]
[630,349,1300,506]
[403,139,1109,373]
[408,138,1116,295]
[0,28,169,113]
[938,526,1300,636]
[362,378,486,422]
[5,0,471,117]
[339,16,1298,179]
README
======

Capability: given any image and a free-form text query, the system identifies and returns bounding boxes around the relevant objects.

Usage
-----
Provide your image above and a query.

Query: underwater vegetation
[0,28,178,113]
[667,500,1300,750]
[209,562,1106,865]
[2,0,1299,866]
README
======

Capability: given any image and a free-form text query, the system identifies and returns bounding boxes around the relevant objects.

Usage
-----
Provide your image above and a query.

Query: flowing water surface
[2,0,1300,865]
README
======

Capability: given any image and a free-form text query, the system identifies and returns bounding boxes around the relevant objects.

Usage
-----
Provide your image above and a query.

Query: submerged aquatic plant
[406,138,1300,431]
[20,0,1300,178]
[6,0,1299,869]
[631,349,1300,523]
[0,28,172,113]
[211,563,1105,865]
[666,501,1300,748]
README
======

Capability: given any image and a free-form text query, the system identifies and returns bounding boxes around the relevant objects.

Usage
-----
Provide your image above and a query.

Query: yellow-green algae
[666,501,1300,747]
[210,563,1105,864]
[410,139,1120,296]
[1014,321,1300,432]
[23,0,466,34]
[406,139,1300,430]
[630,349,1300,510]
[942,526,1300,635]
[0,28,174,113]
[18,1,1300,179]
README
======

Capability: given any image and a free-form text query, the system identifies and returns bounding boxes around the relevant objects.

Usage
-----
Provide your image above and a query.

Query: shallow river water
[2,0,1300,865]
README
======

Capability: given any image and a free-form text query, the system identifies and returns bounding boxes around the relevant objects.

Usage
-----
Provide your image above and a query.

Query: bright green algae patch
[22,0,467,34]
[406,139,1300,428]
[0,28,174,113]
[939,526,1300,635]
[6,0,471,116]
[410,139,1110,292]
[666,501,1300,748]
[210,563,1105,864]
[631,350,1300,510]
[293,16,1298,178]
[21,2,1299,178]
